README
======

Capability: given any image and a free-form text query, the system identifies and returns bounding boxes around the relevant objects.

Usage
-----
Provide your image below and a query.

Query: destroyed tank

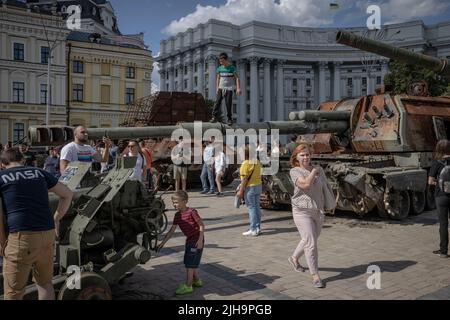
[261,30,450,220]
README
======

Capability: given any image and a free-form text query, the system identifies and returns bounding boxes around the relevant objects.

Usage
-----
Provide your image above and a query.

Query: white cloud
[163,0,345,35]
[163,0,449,35]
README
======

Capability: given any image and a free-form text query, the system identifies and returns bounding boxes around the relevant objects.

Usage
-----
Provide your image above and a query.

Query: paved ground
[113,183,450,300]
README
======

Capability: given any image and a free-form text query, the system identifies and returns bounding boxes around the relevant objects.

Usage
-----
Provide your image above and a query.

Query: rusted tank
[261,30,450,220]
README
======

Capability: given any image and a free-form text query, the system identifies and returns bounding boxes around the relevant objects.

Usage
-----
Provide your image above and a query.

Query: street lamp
[360,29,401,94]
[33,5,64,125]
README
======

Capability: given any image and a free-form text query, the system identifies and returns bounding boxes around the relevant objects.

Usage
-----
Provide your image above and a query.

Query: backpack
[438,160,450,194]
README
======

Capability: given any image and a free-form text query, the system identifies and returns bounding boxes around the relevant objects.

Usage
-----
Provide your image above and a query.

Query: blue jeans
[245,184,262,231]
[200,163,215,192]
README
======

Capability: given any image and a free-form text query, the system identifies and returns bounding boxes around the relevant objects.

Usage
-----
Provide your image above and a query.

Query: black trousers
[435,196,450,254]
[213,89,233,121]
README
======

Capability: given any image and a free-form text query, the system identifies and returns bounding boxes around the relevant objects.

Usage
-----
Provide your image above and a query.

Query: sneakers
[216,192,224,197]
[242,229,258,236]
[433,250,449,258]
[175,283,193,295]
[207,190,215,194]
[192,279,203,288]
[313,279,325,289]
[288,256,305,273]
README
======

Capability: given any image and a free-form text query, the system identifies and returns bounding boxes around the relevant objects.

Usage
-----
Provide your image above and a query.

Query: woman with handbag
[288,143,336,288]
[237,145,262,236]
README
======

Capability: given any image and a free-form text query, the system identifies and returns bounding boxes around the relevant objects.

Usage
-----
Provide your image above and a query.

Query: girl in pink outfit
[289,143,335,289]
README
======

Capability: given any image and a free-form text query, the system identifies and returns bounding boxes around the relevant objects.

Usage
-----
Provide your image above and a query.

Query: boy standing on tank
[210,53,241,126]
[156,191,205,295]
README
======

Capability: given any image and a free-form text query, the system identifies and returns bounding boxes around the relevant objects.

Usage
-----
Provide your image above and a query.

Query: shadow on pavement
[321,260,417,284]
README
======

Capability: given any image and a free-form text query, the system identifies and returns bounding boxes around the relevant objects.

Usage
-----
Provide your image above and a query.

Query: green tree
[384,61,449,96]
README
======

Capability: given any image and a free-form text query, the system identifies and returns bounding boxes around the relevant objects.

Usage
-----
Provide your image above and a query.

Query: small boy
[156,190,205,295]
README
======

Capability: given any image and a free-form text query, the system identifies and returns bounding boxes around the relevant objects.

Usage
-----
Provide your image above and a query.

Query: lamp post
[33,5,63,125]
[360,29,401,94]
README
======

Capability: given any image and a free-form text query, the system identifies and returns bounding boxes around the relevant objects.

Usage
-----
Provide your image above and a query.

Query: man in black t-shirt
[0,148,73,300]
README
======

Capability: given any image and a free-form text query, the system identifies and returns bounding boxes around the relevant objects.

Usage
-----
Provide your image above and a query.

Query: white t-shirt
[60,142,96,163]
[214,152,227,173]
[127,153,146,182]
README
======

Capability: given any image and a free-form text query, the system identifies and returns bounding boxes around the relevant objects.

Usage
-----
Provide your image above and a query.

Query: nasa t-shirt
[0,166,58,232]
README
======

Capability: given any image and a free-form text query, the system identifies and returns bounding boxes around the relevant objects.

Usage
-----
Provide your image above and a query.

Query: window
[293,79,297,86]
[126,66,135,79]
[293,70,297,74]
[293,101,298,109]
[40,84,47,104]
[362,77,367,86]
[377,76,382,85]
[101,63,111,76]
[166,72,169,80]
[293,90,297,96]
[194,76,198,87]
[195,64,198,73]
[175,82,178,90]
[205,62,208,70]
[13,123,24,143]
[13,43,24,61]
[13,82,24,103]
[347,70,352,73]
[41,46,50,64]
[306,79,311,87]
[306,101,311,109]
[306,70,311,74]
[125,88,135,104]
[184,79,188,89]
[175,69,178,77]
[73,84,83,102]
[184,66,188,75]
[347,78,353,86]
[306,89,311,97]
[166,84,169,91]
[101,85,110,104]
[73,60,84,73]
[205,88,209,98]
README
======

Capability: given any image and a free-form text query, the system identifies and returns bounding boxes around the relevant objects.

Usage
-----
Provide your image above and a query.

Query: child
[156,191,205,295]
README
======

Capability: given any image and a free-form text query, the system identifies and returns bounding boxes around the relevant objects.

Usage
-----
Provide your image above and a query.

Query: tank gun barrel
[28,120,349,146]
[336,30,450,76]
[289,110,351,121]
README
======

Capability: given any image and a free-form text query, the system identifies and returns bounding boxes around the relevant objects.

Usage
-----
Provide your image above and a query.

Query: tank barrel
[28,120,349,146]
[289,110,351,121]
[336,30,450,76]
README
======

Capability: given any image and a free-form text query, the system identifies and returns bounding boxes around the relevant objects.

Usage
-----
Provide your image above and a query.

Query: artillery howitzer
[0,156,167,300]
[262,30,450,220]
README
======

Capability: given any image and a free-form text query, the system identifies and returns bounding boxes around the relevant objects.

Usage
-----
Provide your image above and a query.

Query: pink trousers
[292,211,324,275]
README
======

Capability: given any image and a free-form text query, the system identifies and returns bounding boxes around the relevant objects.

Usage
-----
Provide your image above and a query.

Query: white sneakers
[242,228,260,236]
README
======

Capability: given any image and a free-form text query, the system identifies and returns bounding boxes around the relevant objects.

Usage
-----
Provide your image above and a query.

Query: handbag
[323,181,337,212]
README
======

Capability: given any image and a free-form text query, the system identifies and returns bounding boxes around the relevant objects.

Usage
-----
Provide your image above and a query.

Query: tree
[384,61,449,96]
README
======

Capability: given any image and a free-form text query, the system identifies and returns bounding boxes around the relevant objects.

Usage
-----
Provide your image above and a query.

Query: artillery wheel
[384,190,410,220]
[409,191,426,215]
[58,272,112,300]
[145,209,167,236]
[426,185,436,210]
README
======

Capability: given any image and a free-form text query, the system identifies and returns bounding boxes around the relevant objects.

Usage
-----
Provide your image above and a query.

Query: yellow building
[67,31,153,128]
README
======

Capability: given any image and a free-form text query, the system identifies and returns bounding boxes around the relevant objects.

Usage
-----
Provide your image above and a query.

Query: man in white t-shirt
[59,126,111,173]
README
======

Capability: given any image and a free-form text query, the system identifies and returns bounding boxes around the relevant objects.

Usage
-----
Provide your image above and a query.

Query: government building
[156,19,450,124]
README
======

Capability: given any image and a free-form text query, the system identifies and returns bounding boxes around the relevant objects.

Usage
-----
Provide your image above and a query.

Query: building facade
[0,0,70,145]
[156,19,450,124]
[67,31,153,128]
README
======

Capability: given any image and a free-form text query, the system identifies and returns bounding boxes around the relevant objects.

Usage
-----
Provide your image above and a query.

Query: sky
[108,0,450,90]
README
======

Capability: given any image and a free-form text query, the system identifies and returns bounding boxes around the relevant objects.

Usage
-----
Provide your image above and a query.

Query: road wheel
[426,185,436,210]
[384,190,410,220]
[409,191,426,215]
[58,272,112,300]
